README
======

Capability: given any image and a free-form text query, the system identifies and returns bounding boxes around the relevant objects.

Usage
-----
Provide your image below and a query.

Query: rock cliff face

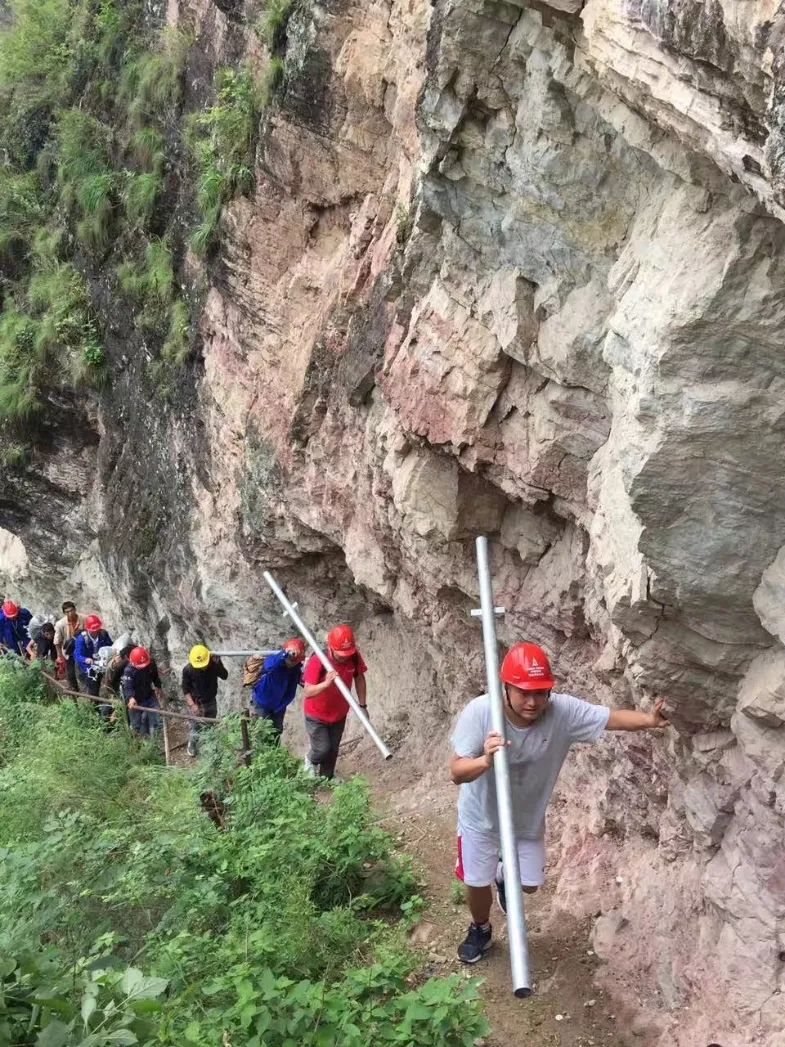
[3,0,785,1041]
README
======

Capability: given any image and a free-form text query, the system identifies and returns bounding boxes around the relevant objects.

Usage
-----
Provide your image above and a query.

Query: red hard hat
[2,600,19,619]
[129,646,151,670]
[328,624,356,656]
[500,642,555,691]
[84,614,103,632]
[283,638,306,662]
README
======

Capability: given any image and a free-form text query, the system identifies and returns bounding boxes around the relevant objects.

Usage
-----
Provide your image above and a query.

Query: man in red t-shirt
[301,624,368,779]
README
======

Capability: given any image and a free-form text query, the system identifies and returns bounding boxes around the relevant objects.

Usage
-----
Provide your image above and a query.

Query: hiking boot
[496,873,507,914]
[303,754,316,777]
[457,922,492,964]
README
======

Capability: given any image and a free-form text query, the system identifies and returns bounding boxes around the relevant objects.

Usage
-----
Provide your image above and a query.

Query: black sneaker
[457,922,492,964]
[496,874,507,914]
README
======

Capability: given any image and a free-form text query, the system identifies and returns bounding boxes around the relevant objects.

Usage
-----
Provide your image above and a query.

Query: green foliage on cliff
[257,0,297,50]
[0,0,280,449]
[189,67,262,256]
[0,660,489,1046]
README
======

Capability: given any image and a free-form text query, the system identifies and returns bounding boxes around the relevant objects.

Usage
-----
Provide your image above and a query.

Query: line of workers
[0,598,367,776]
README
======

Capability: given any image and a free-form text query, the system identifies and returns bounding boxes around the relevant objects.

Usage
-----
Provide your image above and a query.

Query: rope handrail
[1,646,218,723]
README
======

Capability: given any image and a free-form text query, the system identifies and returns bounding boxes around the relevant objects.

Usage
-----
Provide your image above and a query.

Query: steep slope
[2,1,785,1042]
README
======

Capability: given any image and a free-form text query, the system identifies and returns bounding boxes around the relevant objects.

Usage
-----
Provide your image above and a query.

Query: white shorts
[456,825,545,888]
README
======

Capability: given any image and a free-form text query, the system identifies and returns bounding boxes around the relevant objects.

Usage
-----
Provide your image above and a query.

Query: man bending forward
[450,641,669,964]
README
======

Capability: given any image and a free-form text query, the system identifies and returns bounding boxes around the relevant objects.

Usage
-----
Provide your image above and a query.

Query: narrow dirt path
[343,743,628,1047]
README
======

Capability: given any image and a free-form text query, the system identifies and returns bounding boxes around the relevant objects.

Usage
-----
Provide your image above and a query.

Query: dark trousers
[250,706,285,742]
[78,670,110,718]
[305,716,346,779]
[188,701,217,755]
[66,655,79,691]
[129,699,160,738]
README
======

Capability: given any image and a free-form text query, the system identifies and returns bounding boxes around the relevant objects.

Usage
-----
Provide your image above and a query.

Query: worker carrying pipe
[263,571,392,765]
[450,630,671,973]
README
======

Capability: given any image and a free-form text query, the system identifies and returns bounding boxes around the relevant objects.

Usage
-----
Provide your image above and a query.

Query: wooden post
[162,715,171,766]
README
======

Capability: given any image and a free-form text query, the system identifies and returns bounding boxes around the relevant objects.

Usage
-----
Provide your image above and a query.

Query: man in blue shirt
[0,600,33,656]
[249,639,306,740]
[74,614,113,708]
[121,647,163,739]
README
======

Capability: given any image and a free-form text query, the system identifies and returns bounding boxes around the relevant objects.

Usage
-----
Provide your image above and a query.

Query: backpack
[317,652,360,682]
[243,656,265,688]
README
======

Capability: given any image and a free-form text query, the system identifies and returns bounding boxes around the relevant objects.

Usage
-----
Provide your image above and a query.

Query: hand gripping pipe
[263,571,393,761]
[474,535,532,998]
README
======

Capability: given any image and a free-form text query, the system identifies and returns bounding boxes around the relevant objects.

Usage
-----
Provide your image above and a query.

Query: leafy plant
[118,239,174,305]
[0,261,105,420]
[124,170,164,228]
[0,172,44,272]
[0,950,169,1046]
[120,28,190,126]
[0,663,489,1047]
[130,126,166,171]
[257,0,297,51]
[261,56,285,106]
[189,66,261,256]
[161,298,190,365]
[56,109,116,252]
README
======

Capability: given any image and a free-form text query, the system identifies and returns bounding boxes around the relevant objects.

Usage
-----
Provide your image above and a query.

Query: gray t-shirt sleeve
[561,694,610,743]
[452,698,487,758]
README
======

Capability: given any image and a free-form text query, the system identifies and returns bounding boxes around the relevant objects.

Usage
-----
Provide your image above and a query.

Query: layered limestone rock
[3,0,785,1042]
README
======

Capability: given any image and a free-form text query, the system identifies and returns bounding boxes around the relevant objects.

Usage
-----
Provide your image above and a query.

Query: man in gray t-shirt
[450,641,670,965]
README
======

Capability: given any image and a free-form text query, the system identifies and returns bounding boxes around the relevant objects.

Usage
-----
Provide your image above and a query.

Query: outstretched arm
[606,699,670,732]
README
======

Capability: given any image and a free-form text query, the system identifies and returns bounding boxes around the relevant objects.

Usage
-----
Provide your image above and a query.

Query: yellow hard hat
[189,644,211,669]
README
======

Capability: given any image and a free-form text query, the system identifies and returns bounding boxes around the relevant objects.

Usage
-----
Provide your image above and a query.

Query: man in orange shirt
[301,624,367,779]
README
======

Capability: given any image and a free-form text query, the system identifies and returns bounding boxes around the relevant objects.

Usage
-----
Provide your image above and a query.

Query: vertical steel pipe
[263,571,393,761]
[475,535,532,997]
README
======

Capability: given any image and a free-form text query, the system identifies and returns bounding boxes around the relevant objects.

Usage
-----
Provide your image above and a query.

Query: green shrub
[0,305,40,421]
[0,441,29,468]
[189,66,261,256]
[121,28,190,126]
[0,172,44,271]
[257,0,297,50]
[0,0,72,96]
[0,0,291,431]
[162,298,190,365]
[31,224,65,265]
[131,126,166,171]
[118,238,175,307]
[0,664,489,1047]
[0,951,169,1047]
[261,56,285,106]
[124,170,165,227]
[0,262,105,419]
[56,109,116,252]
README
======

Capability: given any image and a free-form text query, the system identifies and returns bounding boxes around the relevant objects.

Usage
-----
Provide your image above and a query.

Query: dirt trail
[343,744,628,1047]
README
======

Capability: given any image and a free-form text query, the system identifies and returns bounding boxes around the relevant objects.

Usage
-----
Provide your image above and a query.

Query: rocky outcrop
[3,0,785,1042]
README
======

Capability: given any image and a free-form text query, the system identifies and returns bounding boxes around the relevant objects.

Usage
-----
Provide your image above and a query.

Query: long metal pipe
[475,535,532,997]
[263,571,393,761]
[212,650,279,658]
